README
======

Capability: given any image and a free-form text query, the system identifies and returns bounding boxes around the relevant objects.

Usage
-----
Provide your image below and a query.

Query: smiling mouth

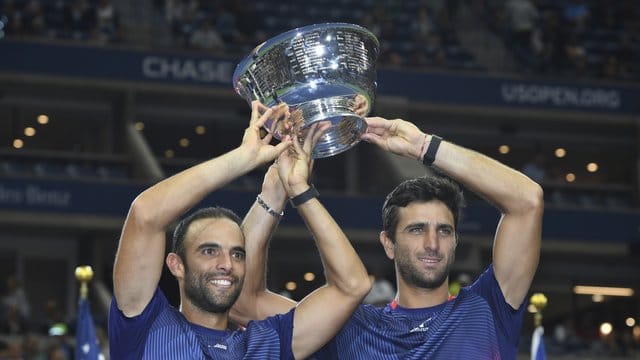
[418,257,441,264]
[209,279,233,288]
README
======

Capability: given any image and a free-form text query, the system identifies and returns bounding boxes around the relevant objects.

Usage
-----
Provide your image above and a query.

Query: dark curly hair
[382,174,465,242]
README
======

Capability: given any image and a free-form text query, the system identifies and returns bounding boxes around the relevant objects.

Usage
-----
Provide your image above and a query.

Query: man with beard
[233,116,544,359]
[108,102,371,359]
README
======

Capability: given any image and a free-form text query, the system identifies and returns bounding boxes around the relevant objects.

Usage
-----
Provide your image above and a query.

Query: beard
[395,246,455,289]
[183,264,243,314]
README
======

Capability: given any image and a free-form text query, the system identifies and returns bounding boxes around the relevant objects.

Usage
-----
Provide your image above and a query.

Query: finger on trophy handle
[288,109,304,139]
[272,107,297,140]
[255,101,269,117]
[301,122,318,153]
[352,94,369,117]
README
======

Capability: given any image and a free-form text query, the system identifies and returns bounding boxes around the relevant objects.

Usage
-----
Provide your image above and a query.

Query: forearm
[242,188,286,284]
[364,117,542,212]
[431,140,543,214]
[296,199,370,298]
[134,147,258,228]
[241,199,285,289]
[289,197,371,359]
[232,192,290,322]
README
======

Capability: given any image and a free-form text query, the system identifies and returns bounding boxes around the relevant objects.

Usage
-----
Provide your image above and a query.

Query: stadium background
[0,0,639,358]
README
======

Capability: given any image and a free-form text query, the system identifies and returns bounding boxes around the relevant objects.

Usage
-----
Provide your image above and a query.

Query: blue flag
[75,298,102,360]
[531,325,546,360]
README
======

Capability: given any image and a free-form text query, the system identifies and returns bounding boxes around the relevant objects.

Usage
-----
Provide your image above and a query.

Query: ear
[379,231,395,260]
[166,252,184,279]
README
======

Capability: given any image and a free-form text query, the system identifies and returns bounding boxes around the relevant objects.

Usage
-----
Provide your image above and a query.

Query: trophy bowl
[233,23,379,158]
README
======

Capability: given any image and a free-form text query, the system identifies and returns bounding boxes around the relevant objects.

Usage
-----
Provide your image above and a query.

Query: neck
[179,299,230,330]
[394,275,450,309]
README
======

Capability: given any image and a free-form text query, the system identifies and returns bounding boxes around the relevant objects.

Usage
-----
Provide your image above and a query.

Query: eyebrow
[403,221,428,230]
[195,243,245,253]
[196,242,221,252]
[403,221,454,230]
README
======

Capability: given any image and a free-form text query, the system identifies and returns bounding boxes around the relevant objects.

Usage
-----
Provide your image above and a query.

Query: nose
[422,228,439,252]
[216,252,233,272]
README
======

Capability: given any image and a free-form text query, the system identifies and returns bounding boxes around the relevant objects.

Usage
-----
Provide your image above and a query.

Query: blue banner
[0,40,236,88]
[2,40,639,114]
[378,69,637,114]
[1,178,639,243]
[0,178,139,216]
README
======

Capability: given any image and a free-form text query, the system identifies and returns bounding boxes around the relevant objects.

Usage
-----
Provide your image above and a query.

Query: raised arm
[362,116,544,309]
[112,101,292,317]
[230,163,297,326]
[230,98,373,326]
[277,122,371,360]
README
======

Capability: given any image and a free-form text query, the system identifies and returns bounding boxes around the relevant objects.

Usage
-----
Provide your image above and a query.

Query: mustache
[417,249,443,259]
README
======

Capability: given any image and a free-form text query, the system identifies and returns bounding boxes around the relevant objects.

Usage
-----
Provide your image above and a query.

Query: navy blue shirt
[108,288,295,359]
[312,265,525,359]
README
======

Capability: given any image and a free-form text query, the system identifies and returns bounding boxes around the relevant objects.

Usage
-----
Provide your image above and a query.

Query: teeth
[211,280,232,286]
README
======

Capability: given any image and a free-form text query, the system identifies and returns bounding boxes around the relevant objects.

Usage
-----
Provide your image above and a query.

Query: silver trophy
[233,23,379,158]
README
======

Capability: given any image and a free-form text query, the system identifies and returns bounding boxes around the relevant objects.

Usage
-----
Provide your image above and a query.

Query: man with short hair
[108,102,371,359]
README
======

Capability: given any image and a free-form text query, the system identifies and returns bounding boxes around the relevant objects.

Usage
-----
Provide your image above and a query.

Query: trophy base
[267,95,368,159]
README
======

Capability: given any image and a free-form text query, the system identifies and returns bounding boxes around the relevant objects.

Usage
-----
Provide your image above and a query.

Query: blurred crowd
[156,0,483,71]
[1,0,638,80]
[486,0,639,81]
[149,0,640,80]
[0,0,122,44]
[0,275,109,360]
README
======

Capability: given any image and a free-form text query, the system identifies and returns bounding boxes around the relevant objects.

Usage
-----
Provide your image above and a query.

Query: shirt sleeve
[108,288,167,360]
[251,307,297,360]
[467,264,526,347]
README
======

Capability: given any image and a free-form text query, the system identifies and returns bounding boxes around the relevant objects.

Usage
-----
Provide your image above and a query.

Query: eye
[202,247,219,256]
[408,226,425,235]
[231,251,245,261]
[438,226,454,237]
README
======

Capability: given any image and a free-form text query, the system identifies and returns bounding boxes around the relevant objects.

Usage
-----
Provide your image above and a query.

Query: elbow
[529,182,545,212]
[341,272,373,301]
[521,182,544,216]
[360,276,374,299]
[128,193,160,229]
